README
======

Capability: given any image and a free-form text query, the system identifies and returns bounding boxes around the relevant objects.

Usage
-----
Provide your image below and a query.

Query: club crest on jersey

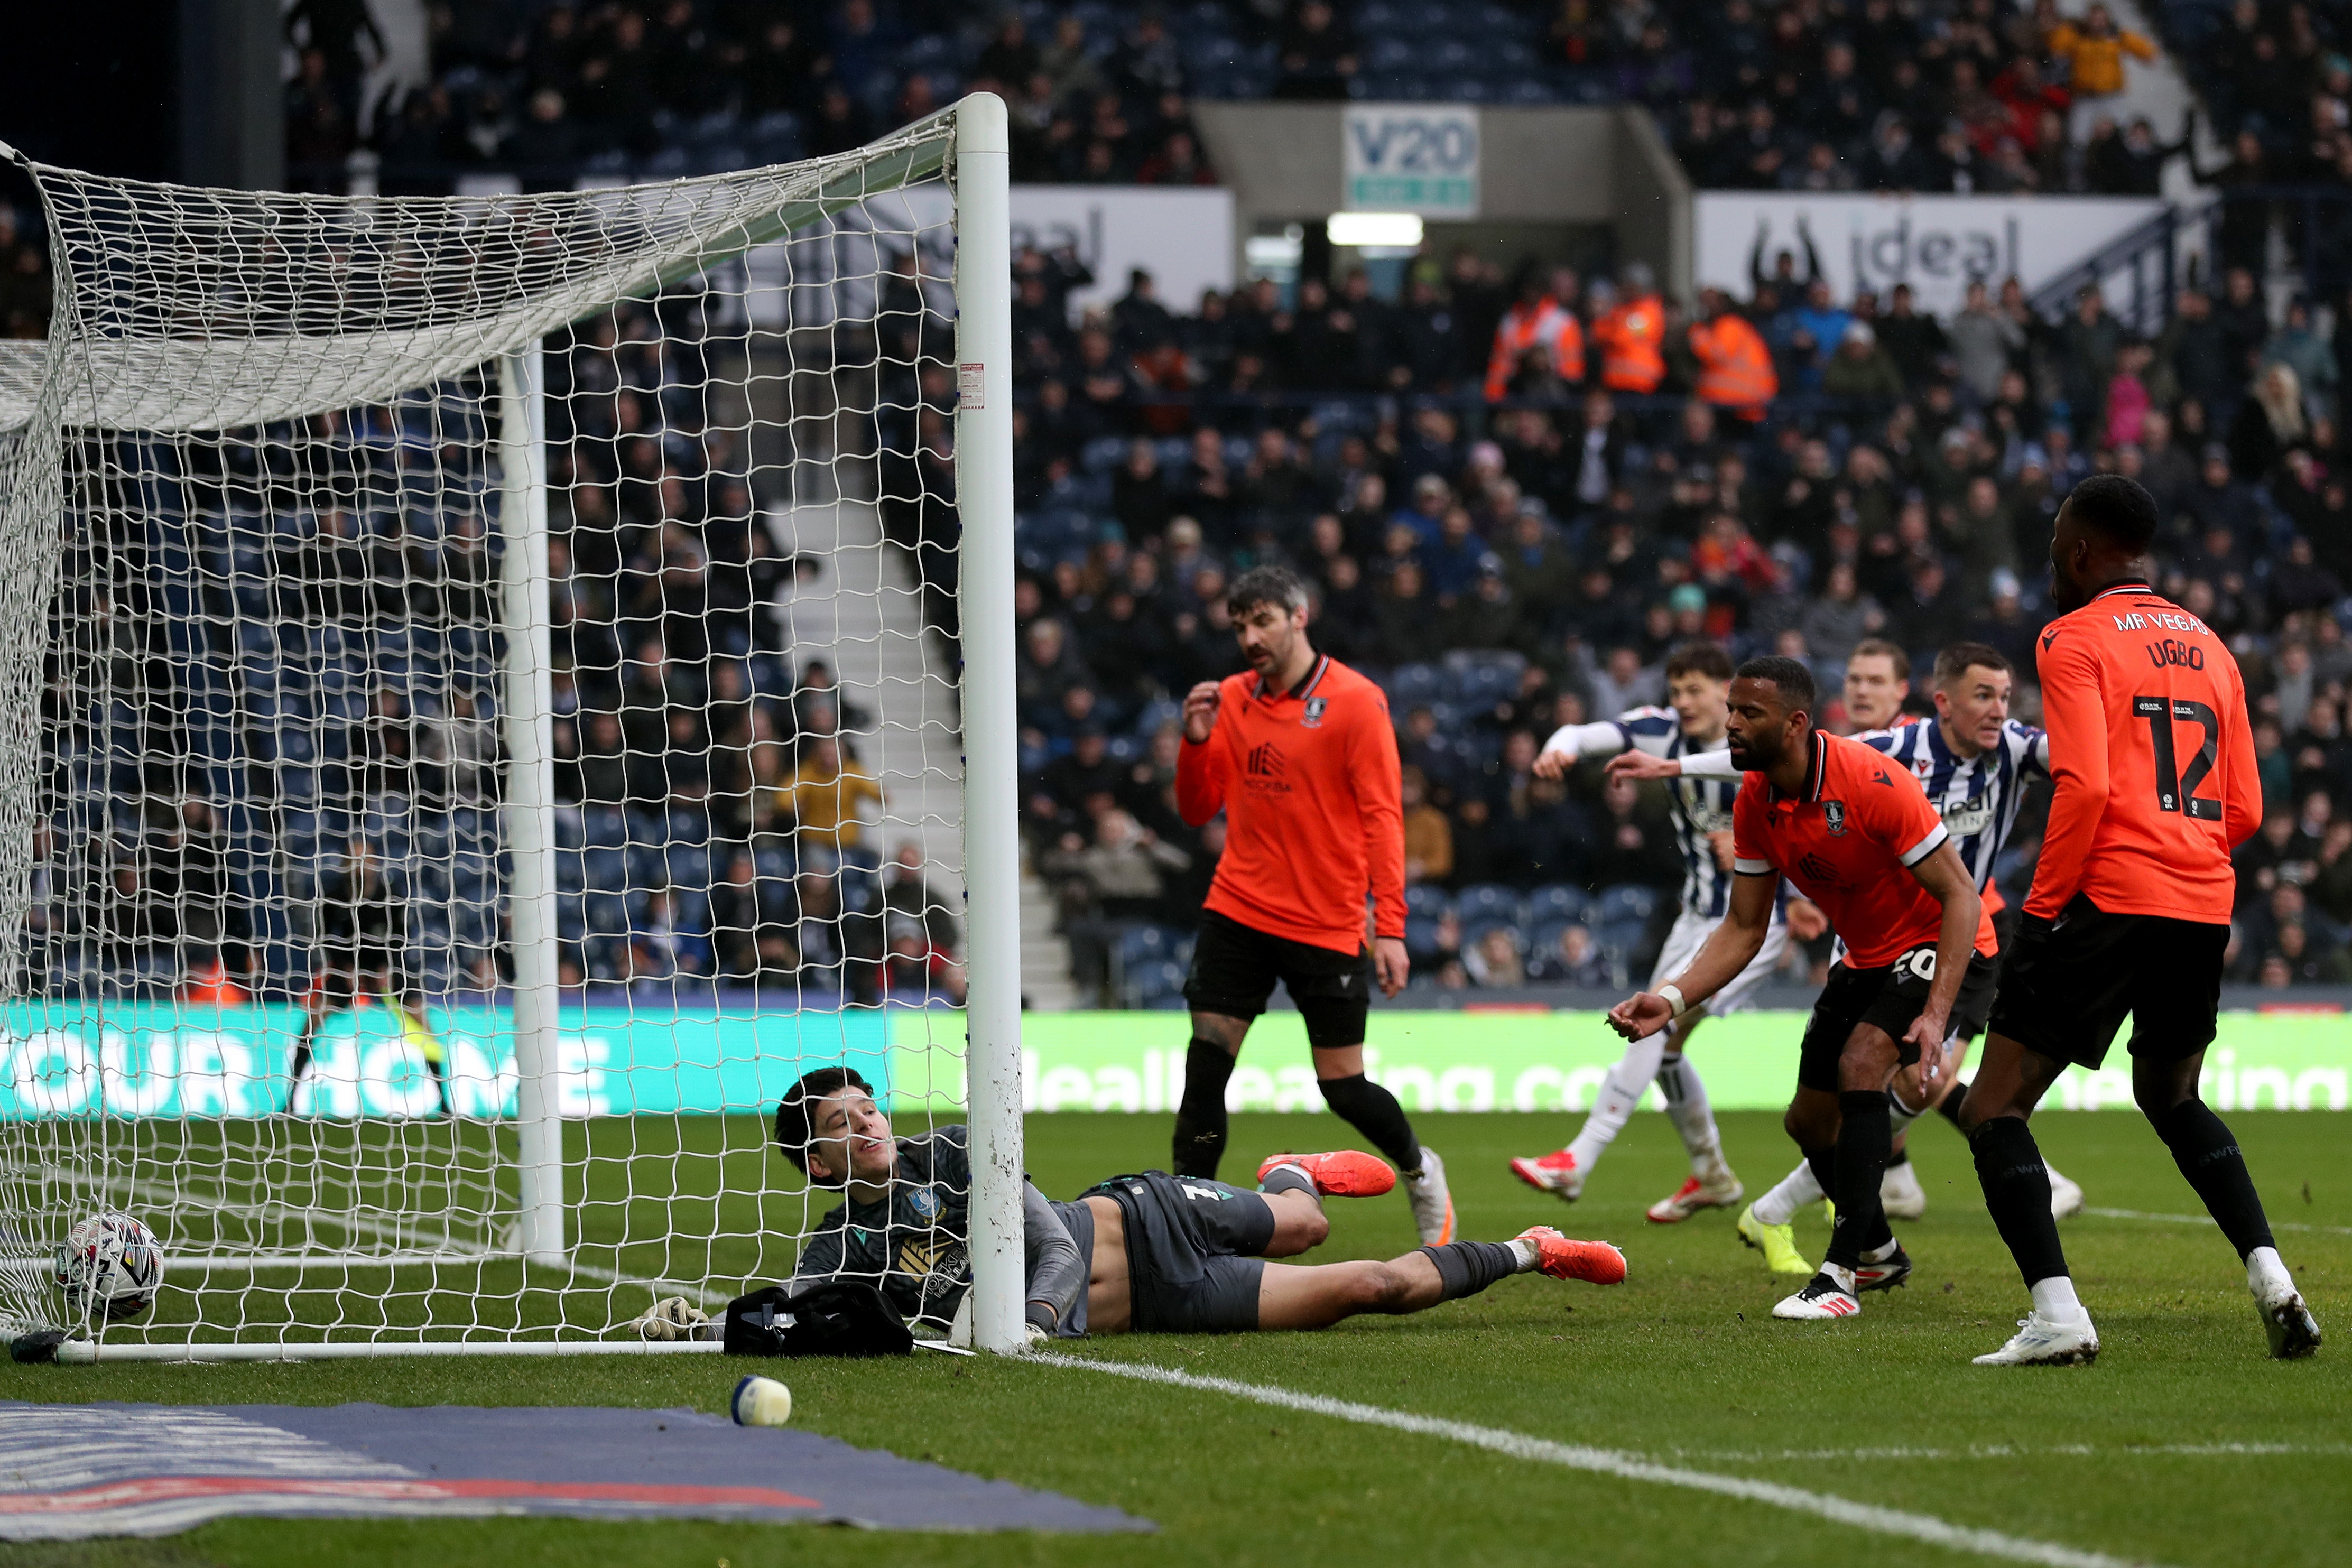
[906,1185,944,1222]
[1301,696,1328,728]
[1822,800,1848,836]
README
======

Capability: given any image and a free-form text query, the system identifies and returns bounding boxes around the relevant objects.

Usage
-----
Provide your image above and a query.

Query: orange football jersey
[1733,729,1996,969]
[2025,580,2262,924]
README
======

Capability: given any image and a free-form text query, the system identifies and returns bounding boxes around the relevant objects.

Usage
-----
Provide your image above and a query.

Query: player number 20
[2131,695,2222,821]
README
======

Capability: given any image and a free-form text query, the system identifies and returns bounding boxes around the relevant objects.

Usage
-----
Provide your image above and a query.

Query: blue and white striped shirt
[1547,708,1745,918]
[1849,717,2050,895]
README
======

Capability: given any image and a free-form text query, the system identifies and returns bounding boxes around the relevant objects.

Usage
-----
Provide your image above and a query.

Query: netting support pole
[951,92,1027,1357]
[498,345,567,1269]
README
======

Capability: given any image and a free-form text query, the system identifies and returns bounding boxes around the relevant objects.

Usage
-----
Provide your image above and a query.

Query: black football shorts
[1798,944,2001,1093]
[1086,1170,1276,1334]
[1183,909,1374,1049]
[1985,894,2229,1070]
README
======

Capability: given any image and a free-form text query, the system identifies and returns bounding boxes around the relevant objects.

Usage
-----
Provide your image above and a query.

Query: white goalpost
[0,95,1025,1358]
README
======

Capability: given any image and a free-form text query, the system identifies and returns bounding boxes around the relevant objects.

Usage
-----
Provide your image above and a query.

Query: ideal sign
[1696,193,2168,319]
[1343,105,1480,218]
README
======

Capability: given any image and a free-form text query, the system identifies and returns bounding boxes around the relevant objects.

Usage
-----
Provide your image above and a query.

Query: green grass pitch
[5,1108,2348,1567]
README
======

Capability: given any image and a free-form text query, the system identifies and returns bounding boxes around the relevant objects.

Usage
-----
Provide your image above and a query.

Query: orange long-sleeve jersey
[1175,653,1406,954]
[2025,580,2262,924]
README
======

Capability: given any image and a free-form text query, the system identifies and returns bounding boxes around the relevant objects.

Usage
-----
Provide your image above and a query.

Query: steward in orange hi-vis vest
[1688,290,1777,421]
[1484,270,1585,401]
[1592,262,1666,394]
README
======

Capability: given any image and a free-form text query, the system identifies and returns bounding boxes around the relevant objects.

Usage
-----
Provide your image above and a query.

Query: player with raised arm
[1606,656,1995,1322]
[1505,643,1823,1222]
[1957,476,2321,1366]
[1612,642,2084,1277]
[626,1069,1626,1343]
[1170,566,1454,1244]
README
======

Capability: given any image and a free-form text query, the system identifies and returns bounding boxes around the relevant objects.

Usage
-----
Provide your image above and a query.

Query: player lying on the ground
[1610,640,2085,1278]
[1605,656,1994,1325]
[1954,476,2320,1366]
[631,1067,1625,1343]
[1506,641,1824,1223]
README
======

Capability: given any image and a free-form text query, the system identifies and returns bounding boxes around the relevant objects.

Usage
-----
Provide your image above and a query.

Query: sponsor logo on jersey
[1247,742,1285,776]
[1822,800,1848,836]
[1942,797,1993,836]
[1302,696,1328,729]
[1797,851,1851,890]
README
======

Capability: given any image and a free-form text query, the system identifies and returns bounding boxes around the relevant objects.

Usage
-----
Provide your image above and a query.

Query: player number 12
[2132,695,2221,821]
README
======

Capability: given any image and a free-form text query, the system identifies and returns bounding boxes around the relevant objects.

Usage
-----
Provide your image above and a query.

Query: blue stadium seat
[1455,882,1523,930]
[1127,959,1187,1007]
[1403,883,1454,920]
[1404,914,1447,964]
[1525,883,1590,926]
[1595,884,1660,928]
[584,847,628,893]
[582,805,628,848]
[1117,923,1177,972]
[1388,663,1446,709]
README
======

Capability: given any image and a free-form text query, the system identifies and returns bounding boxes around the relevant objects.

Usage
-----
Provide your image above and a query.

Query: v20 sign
[1342,105,1480,219]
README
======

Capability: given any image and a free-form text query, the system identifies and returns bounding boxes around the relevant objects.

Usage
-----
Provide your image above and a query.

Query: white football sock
[1822,1261,1857,1293]
[2247,1245,2293,1301]
[1751,1158,1823,1227]
[1508,1235,1542,1271]
[1655,1052,1725,1171]
[1566,1029,1668,1171]
[2030,1275,2085,1323]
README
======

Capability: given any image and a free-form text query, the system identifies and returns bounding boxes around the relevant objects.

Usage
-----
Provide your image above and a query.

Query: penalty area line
[1034,1354,2173,1568]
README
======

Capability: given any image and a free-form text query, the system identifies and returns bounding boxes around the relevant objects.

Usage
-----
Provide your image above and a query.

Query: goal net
[0,96,1026,1358]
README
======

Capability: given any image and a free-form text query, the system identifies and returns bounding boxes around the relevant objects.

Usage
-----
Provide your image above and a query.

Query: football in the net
[53,1212,164,1321]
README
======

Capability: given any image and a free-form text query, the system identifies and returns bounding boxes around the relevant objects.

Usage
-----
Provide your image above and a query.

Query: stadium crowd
[274,0,2352,203]
[999,242,2352,1001]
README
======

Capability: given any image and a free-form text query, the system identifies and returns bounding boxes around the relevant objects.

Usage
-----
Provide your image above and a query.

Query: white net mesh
[0,110,985,1348]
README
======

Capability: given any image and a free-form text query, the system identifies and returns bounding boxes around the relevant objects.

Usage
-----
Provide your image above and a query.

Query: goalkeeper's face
[806,1089,897,1189]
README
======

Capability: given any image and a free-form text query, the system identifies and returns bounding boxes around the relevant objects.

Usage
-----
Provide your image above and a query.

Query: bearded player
[1957,476,2320,1366]
[1614,641,2085,1277]
[1506,643,1825,1222]
[1171,566,1452,1244]
[625,1068,1626,1343]
[1607,656,1994,1322]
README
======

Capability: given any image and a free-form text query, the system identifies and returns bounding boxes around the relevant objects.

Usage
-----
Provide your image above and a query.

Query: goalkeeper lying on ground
[637,1066,1624,1343]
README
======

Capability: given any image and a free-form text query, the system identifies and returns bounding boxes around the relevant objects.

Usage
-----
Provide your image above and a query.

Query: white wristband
[1657,984,1689,1020]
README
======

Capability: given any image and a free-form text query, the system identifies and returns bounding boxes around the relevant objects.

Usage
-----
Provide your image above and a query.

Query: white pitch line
[1661,1442,2352,1462]
[1035,1354,2174,1568]
[2083,1207,2352,1238]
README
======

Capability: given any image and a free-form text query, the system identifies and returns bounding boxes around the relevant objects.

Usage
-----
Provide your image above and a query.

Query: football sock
[1655,1053,1725,1168]
[1172,1041,1234,1177]
[2152,1098,2276,1260]
[1751,1159,1823,1226]
[1805,1147,1839,1211]
[2030,1275,2086,1323]
[1971,1115,2070,1288]
[1256,1163,1319,1200]
[1418,1240,1520,1301]
[1936,1078,1971,1129]
[1887,1083,1929,1129]
[1318,1072,1422,1175]
[2247,1245,2294,1301]
[1567,1031,1668,1171]
[1826,1090,1895,1269]
[1886,1145,1912,1168]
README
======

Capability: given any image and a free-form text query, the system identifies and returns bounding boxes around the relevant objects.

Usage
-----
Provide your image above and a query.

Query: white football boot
[1405,1147,1455,1244]
[1973,1311,2100,1366]
[1879,1159,1928,1220]
[1773,1266,1862,1320]
[2046,1163,2086,1220]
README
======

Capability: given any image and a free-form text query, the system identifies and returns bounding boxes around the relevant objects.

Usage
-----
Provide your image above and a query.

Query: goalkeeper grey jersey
[790,1124,1090,1334]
